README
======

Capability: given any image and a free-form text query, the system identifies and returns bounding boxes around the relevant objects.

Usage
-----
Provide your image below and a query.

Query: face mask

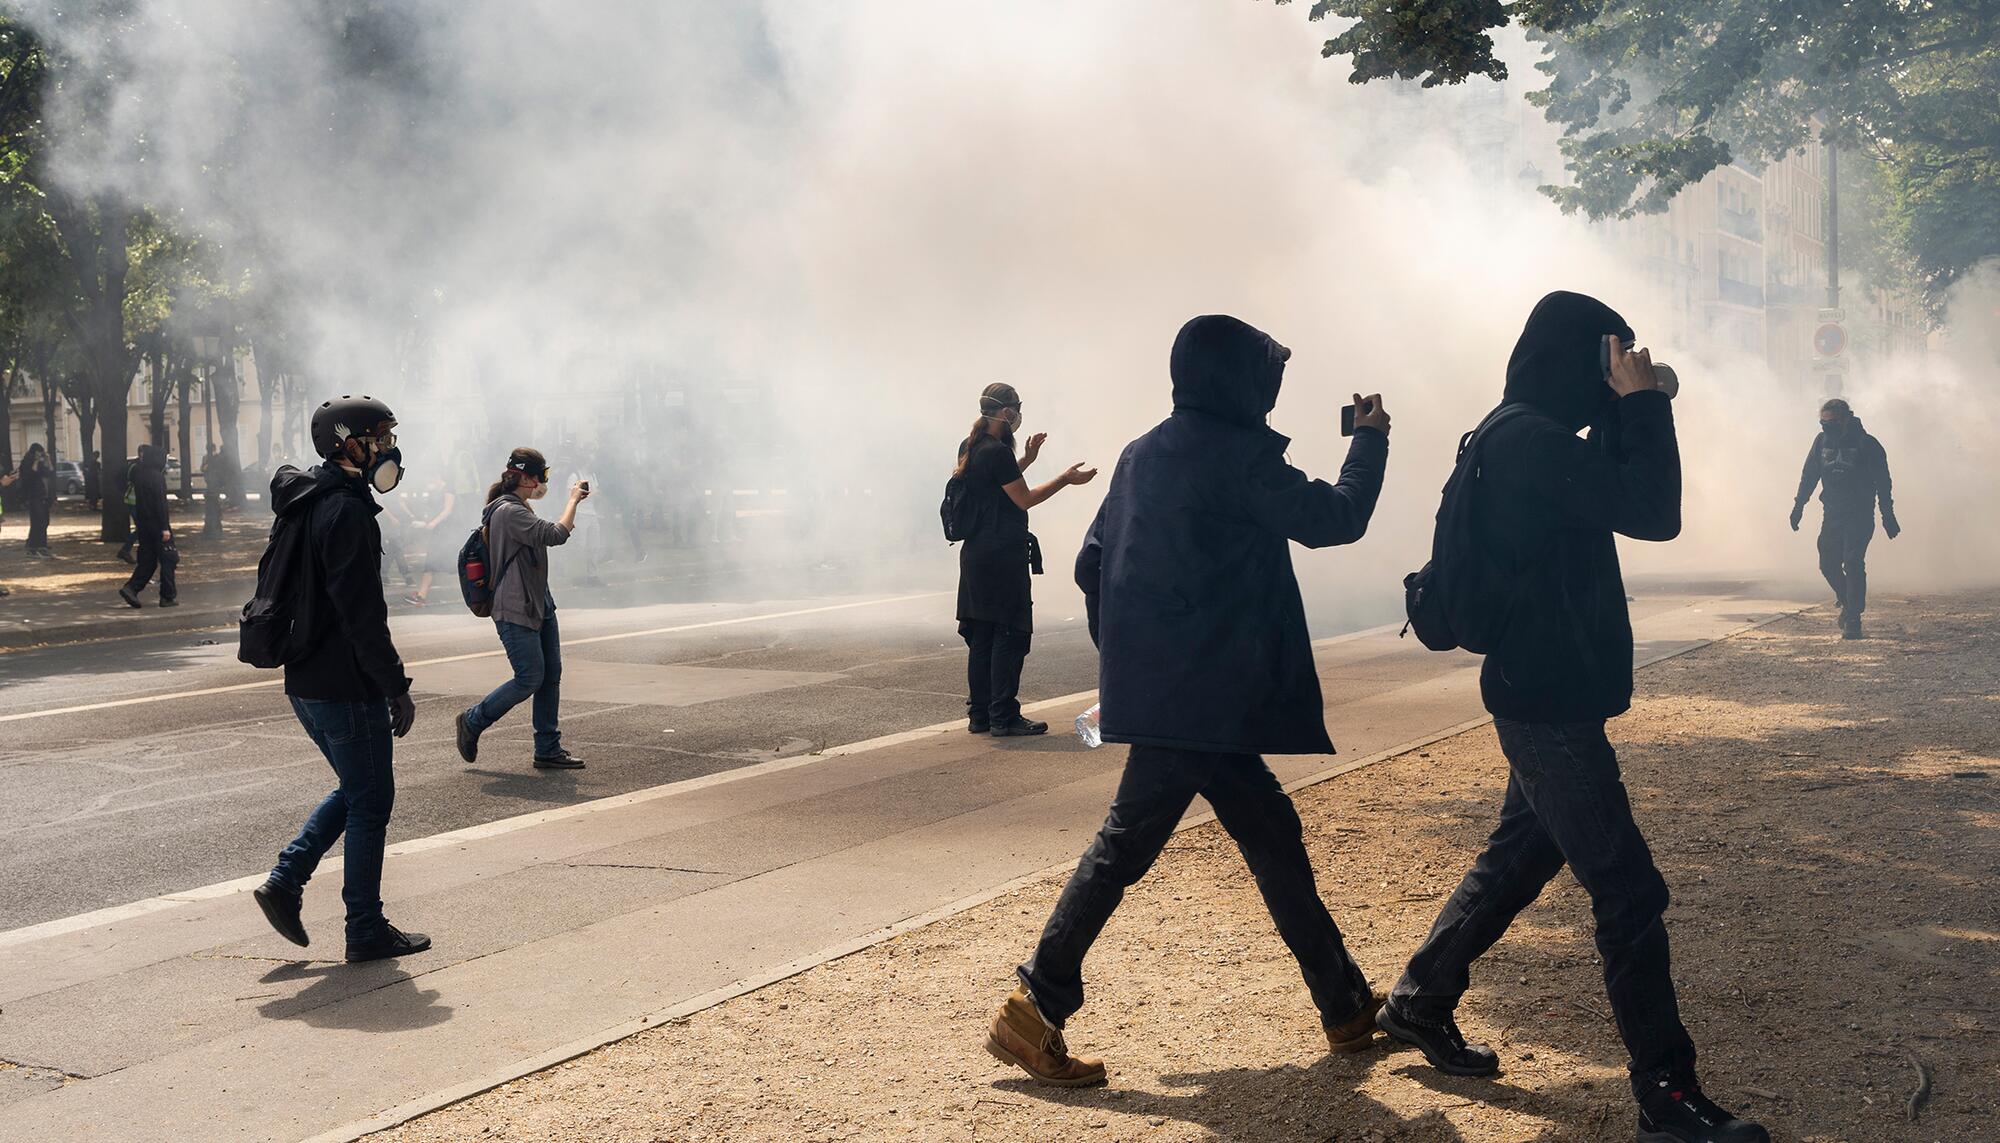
[527,482,549,500]
[368,446,404,493]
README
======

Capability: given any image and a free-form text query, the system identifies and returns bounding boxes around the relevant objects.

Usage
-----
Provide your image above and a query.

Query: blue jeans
[466,616,564,757]
[271,697,396,940]
[1019,745,1373,1029]
[1391,719,1696,1096]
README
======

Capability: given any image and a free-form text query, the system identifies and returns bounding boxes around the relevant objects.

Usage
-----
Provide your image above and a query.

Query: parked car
[54,460,86,495]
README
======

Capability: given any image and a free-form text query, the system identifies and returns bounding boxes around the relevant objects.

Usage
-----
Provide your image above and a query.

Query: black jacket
[1475,291,1681,724]
[131,445,172,536]
[1077,314,1389,756]
[1794,418,1894,520]
[273,464,411,701]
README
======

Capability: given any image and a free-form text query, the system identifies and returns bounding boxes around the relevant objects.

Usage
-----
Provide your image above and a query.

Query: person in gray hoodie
[454,447,591,769]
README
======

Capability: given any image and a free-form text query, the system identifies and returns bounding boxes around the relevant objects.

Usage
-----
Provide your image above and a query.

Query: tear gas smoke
[19,1,1998,624]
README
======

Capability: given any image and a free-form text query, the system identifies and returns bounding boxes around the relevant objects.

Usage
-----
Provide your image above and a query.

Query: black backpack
[458,501,524,617]
[238,509,319,668]
[1401,403,1535,654]
[940,474,979,543]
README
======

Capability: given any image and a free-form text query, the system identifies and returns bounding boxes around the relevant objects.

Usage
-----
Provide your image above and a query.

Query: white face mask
[527,482,549,500]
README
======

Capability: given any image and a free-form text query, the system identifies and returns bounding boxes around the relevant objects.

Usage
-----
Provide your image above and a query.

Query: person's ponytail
[485,470,521,505]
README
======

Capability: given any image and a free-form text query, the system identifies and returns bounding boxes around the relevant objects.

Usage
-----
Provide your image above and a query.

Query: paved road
[0,577,1810,1143]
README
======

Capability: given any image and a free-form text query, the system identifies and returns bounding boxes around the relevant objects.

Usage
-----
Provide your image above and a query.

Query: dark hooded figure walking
[1379,293,1767,1143]
[1790,397,1897,639]
[984,315,1392,1087]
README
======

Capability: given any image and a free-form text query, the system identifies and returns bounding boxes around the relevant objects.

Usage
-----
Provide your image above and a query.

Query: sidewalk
[370,590,2000,1143]
[0,589,1819,1143]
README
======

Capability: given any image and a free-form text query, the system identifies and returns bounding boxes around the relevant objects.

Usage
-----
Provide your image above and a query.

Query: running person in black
[1790,398,1897,639]
[953,383,1095,737]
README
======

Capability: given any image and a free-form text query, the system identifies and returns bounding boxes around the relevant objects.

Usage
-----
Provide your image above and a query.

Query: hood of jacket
[136,444,166,471]
[271,462,366,518]
[1503,291,1635,432]
[1170,314,1289,429]
[1823,414,1867,443]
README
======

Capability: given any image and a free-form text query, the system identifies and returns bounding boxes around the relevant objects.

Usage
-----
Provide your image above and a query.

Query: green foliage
[1280,0,2000,308]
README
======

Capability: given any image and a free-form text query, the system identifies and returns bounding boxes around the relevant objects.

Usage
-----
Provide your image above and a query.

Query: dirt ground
[378,590,2000,1143]
[0,501,266,596]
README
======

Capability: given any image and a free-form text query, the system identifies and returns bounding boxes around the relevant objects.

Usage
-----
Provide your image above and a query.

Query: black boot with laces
[1636,1074,1769,1142]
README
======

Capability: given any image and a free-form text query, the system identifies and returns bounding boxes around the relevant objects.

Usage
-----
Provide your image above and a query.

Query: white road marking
[0,591,949,725]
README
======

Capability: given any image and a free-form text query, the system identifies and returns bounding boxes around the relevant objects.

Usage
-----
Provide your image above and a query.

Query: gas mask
[345,431,404,493]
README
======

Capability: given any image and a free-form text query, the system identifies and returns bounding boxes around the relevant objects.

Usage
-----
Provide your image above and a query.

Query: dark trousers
[1019,744,1373,1029]
[960,619,1030,723]
[25,499,49,550]
[467,615,564,757]
[1391,719,1695,1096]
[1817,511,1874,622]
[271,697,396,940]
[124,536,177,602]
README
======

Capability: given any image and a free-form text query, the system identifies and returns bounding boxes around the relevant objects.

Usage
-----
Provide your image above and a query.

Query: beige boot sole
[983,1034,1107,1087]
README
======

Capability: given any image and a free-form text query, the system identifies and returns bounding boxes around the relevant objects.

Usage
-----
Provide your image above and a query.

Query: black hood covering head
[1503,291,1635,431]
[136,444,166,470]
[1170,314,1290,429]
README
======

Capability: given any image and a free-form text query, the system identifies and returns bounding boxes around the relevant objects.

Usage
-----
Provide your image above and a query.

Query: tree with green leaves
[1284,0,1999,309]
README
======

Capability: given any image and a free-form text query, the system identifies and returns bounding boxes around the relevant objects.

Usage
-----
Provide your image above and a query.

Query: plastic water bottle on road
[1075,703,1103,748]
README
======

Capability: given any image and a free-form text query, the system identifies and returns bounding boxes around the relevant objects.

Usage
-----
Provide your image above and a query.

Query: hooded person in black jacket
[118,445,178,608]
[1379,293,1767,1143]
[1790,398,1896,639]
[250,395,431,964]
[985,315,1393,1087]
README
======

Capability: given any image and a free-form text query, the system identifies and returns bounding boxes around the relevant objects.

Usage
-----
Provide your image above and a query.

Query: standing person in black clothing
[1380,293,1766,1143]
[953,382,1096,737]
[1790,397,1897,640]
[986,315,1392,1087]
[83,450,101,511]
[117,445,178,608]
[251,395,430,963]
[17,443,54,556]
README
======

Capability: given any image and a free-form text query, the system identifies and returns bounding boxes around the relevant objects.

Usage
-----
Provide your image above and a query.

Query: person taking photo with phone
[454,447,590,770]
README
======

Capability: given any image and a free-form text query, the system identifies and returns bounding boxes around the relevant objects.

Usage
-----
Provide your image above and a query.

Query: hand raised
[1062,462,1098,486]
[1351,392,1391,435]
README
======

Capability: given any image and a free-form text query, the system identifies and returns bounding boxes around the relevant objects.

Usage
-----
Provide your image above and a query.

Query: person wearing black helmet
[250,394,431,964]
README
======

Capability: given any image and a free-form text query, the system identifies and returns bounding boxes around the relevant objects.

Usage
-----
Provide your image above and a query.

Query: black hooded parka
[1075,315,1389,756]
[1474,291,1681,723]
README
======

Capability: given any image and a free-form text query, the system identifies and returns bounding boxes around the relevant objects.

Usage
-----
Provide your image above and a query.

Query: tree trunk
[42,189,137,541]
[41,372,60,461]
[148,351,169,446]
[0,363,15,474]
[255,347,275,469]
[216,351,241,461]
[177,363,193,499]
[77,395,96,462]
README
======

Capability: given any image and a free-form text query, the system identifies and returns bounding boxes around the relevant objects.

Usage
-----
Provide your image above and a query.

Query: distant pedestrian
[1383,293,1767,1143]
[986,316,1387,1087]
[16,444,54,556]
[950,382,1095,737]
[115,453,141,563]
[401,473,460,605]
[117,445,177,608]
[252,394,429,963]
[454,448,590,770]
[1790,397,1897,640]
[82,450,101,511]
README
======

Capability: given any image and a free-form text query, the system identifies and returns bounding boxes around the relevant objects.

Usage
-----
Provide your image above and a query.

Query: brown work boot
[984,987,1107,1087]
[1325,989,1388,1054]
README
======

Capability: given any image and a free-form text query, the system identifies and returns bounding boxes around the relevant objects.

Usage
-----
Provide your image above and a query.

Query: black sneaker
[1637,1076,1769,1142]
[1841,615,1866,640]
[118,585,143,609]
[345,923,433,964]
[1375,1001,1500,1076]
[533,749,586,770]
[159,598,178,608]
[252,879,309,948]
[968,718,991,734]
[990,716,1048,737]
[454,709,480,764]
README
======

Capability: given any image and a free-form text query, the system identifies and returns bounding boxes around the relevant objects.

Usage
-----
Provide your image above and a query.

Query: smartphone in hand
[1340,404,1356,437]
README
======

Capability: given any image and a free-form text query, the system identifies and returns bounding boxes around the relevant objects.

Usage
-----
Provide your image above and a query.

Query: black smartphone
[1600,335,1614,382]
[1340,404,1356,436]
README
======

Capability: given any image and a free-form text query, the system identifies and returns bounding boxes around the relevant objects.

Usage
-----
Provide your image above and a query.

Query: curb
[321,605,1807,1143]
[0,605,244,652]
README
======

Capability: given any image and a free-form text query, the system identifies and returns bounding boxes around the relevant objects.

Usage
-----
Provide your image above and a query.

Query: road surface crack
[562,862,729,875]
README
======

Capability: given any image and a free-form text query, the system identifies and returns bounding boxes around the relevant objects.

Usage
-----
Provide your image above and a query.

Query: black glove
[1883,512,1901,540]
[1789,504,1803,532]
[390,691,417,738]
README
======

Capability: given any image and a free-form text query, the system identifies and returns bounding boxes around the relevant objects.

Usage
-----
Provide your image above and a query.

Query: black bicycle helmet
[310,395,397,459]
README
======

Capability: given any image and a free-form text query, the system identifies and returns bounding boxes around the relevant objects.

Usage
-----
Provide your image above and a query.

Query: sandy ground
[0,501,266,596]
[378,591,2000,1143]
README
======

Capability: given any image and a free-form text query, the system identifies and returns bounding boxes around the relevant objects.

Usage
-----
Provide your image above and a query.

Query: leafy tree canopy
[1284,0,2000,309]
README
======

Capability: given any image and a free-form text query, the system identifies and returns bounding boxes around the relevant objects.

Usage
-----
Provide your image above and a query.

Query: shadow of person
[464,766,582,803]
[995,1055,1475,1141]
[255,961,455,1032]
